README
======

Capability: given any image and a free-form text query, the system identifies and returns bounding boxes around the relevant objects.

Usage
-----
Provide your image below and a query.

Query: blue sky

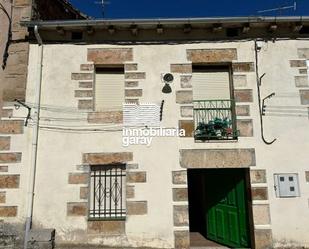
[68,0,309,19]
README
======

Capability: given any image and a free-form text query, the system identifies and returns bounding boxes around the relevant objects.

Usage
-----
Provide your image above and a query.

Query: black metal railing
[89,164,126,220]
[193,99,237,141]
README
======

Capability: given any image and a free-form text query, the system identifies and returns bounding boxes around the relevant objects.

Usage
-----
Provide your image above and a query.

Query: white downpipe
[24,25,43,249]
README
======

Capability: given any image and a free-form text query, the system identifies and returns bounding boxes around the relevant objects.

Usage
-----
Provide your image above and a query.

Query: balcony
[193,99,238,141]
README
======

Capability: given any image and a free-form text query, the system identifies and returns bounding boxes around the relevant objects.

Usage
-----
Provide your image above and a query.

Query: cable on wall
[254,39,277,145]
[0,1,12,70]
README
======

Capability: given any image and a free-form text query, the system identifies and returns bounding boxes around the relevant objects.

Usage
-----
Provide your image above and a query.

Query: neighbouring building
[1,16,309,249]
[0,0,86,247]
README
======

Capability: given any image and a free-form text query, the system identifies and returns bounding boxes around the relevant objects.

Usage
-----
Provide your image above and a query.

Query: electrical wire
[0,1,12,69]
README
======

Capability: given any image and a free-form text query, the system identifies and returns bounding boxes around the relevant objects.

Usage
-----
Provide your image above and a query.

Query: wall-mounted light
[162,73,174,94]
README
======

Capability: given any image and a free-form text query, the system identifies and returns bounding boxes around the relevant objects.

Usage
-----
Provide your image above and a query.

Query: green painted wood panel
[205,170,250,248]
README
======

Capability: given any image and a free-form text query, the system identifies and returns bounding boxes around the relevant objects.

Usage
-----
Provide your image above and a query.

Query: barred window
[89,164,126,220]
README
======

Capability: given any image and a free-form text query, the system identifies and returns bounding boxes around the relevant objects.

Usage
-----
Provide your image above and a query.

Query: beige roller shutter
[192,70,230,100]
[95,71,124,111]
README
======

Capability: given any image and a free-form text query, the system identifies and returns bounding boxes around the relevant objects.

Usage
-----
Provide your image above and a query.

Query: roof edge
[21,16,309,27]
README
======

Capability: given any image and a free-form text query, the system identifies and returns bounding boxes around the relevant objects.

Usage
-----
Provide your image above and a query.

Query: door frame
[187,168,256,248]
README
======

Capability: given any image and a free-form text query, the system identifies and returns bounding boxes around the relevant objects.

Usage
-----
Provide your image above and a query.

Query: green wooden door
[205,170,250,248]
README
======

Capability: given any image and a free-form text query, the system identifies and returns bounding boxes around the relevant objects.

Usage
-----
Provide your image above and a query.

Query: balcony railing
[193,99,238,141]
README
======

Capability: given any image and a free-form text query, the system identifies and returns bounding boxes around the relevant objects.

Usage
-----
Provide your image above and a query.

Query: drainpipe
[24,25,43,249]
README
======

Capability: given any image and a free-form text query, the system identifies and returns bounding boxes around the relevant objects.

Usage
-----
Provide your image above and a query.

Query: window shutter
[95,72,124,111]
[192,70,230,100]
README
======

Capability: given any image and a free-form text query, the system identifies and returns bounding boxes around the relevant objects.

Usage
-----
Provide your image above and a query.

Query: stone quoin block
[80,64,94,71]
[173,188,188,202]
[124,63,138,71]
[68,173,88,184]
[78,100,93,110]
[0,175,20,188]
[300,90,309,105]
[290,60,306,67]
[250,169,267,183]
[79,81,93,88]
[233,75,247,87]
[125,99,139,104]
[180,75,192,88]
[67,202,87,216]
[127,201,147,215]
[126,185,135,199]
[236,105,250,116]
[83,152,133,164]
[180,106,193,118]
[75,90,93,98]
[0,192,6,203]
[252,187,268,200]
[254,229,273,249]
[187,48,237,63]
[299,68,307,74]
[1,109,13,118]
[237,119,253,137]
[88,111,123,123]
[176,91,193,104]
[125,81,139,87]
[125,89,143,97]
[174,205,189,226]
[253,205,271,225]
[80,187,88,200]
[170,64,192,74]
[232,62,255,72]
[88,220,125,234]
[298,48,309,59]
[305,171,309,182]
[127,172,146,183]
[0,153,22,164]
[0,166,8,172]
[295,76,309,87]
[178,120,194,137]
[87,48,133,64]
[0,137,10,151]
[174,230,190,249]
[180,149,256,168]
[234,89,253,102]
[172,171,187,185]
[71,73,93,80]
[0,206,17,217]
[3,88,26,102]
[125,72,146,80]
[0,121,24,134]
[126,163,139,170]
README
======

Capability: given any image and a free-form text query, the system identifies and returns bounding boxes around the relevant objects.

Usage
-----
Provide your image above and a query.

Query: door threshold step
[191,247,229,249]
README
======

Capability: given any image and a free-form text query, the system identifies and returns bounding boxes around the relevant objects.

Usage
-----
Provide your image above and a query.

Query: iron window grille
[193,99,238,141]
[89,164,126,220]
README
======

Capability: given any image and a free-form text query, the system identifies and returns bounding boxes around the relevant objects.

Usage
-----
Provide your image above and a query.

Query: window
[95,67,124,111]
[89,164,126,220]
[192,65,237,141]
[274,173,300,198]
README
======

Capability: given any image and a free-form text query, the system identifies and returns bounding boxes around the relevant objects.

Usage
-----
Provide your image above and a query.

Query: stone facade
[3,26,309,249]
